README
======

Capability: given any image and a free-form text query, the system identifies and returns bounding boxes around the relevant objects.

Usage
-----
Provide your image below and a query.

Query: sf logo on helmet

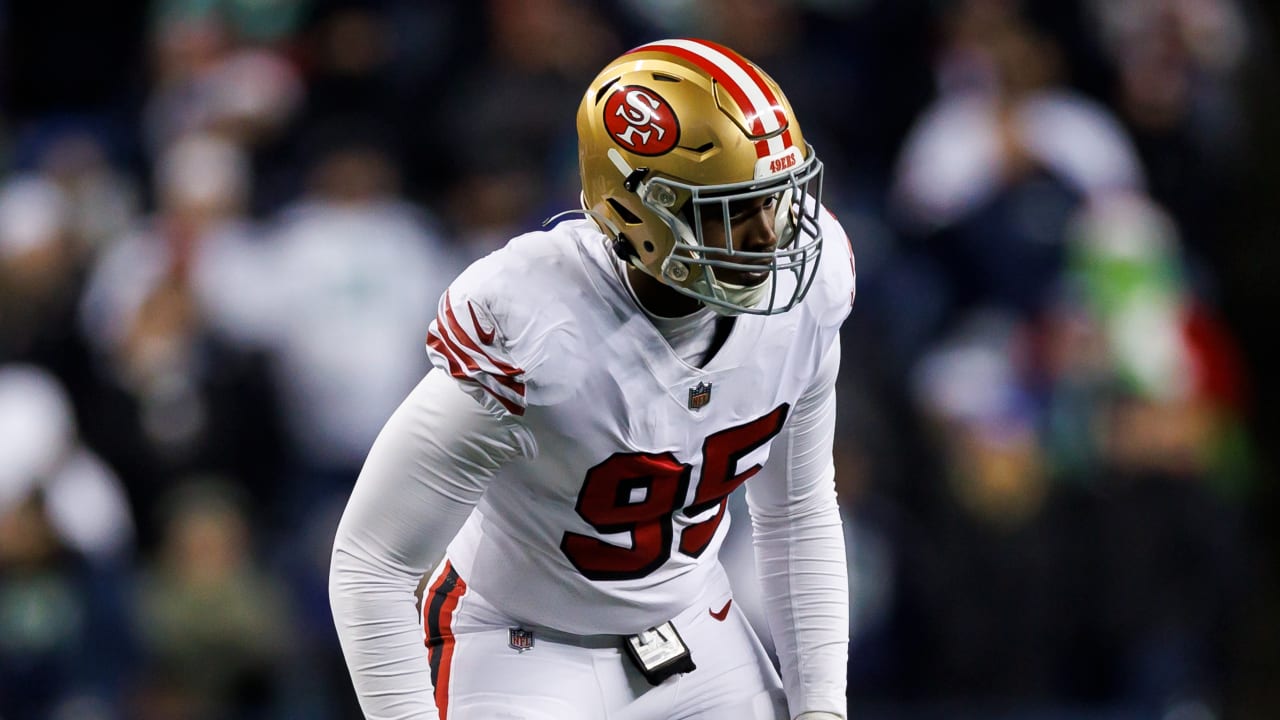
[604,86,680,156]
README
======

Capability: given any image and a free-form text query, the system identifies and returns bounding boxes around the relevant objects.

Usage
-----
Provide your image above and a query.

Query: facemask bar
[638,151,824,315]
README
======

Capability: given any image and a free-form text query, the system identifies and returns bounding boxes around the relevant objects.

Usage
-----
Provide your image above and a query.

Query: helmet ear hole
[606,198,643,225]
[594,77,620,104]
[642,240,655,252]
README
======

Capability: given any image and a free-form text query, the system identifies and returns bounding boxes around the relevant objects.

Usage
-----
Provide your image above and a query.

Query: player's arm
[329,370,531,719]
[745,337,848,720]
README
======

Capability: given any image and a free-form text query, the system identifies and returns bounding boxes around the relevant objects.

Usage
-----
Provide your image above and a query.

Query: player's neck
[624,264,704,318]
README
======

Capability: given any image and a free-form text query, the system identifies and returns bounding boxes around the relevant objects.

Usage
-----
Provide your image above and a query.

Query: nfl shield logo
[509,627,534,653]
[688,381,713,410]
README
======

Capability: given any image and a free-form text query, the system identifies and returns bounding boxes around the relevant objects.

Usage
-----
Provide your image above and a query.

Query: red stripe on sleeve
[442,292,523,376]
[427,329,468,381]
[427,332,526,415]
[433,321,526,398]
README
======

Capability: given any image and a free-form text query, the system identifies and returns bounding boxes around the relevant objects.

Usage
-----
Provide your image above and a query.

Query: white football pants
[421,560,787,720]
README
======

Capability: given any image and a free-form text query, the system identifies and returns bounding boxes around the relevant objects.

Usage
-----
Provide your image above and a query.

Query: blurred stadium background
[2,0,1279,718]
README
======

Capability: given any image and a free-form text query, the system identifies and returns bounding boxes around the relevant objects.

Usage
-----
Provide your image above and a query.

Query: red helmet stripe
[628,39,794,158]
[690,38,793,147]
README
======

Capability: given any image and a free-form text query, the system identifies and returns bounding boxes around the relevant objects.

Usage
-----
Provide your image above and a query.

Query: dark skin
[625,195,779,318]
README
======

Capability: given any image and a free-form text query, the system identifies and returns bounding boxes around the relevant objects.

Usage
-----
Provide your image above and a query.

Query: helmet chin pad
[696,272,771,315]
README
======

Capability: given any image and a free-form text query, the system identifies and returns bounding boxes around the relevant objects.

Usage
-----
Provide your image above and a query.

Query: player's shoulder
[452,219,599,304]
[800,204,856,329]
[428,219,605,415]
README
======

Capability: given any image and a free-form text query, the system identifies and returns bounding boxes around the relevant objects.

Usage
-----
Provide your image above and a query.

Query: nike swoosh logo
[709,599,732,622]
[467,301,497,344]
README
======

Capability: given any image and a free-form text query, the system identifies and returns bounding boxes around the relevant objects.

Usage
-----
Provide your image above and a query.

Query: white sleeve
[329,370,533,720]
[745,338,848,719]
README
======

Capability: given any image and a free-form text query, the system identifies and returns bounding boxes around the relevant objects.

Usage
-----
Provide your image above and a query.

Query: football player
[331,38,855,720]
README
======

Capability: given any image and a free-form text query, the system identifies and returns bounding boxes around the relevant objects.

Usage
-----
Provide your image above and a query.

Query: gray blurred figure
[254,137,462,507]
[892,1,1145,231]
[79,132,264,463]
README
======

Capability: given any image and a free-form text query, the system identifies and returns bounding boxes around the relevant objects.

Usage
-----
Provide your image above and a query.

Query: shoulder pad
[425,225,591,415]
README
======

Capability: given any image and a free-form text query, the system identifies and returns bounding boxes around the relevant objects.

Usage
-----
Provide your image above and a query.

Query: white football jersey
[425,214,854,635]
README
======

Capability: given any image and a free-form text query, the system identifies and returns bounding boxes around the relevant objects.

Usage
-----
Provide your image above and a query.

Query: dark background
[2,0,1278,718]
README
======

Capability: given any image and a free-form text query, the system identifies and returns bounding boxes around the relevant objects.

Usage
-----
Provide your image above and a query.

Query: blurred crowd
[1,0,1277,718]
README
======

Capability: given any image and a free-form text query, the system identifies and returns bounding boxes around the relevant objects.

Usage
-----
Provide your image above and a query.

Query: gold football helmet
[577,38,824,315]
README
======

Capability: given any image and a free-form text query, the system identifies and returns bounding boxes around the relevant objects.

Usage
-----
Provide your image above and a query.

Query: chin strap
[706,275,769,315]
